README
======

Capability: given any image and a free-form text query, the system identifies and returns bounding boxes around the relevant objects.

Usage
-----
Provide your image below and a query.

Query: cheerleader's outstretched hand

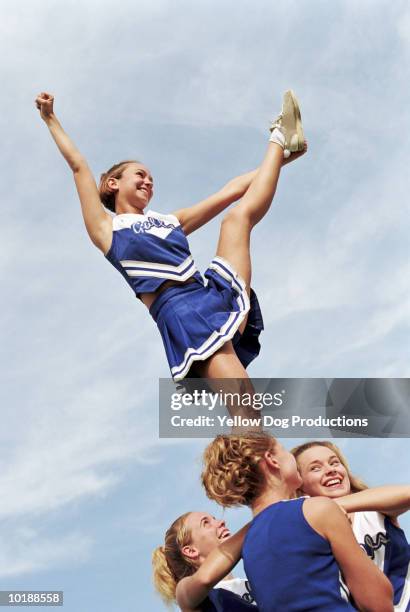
[35,92,54,121]
[34,90,112,252]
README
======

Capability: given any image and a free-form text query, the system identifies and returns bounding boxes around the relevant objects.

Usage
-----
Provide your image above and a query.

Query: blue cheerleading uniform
[105,211,203,293]
[201,578,258,611]
[202,589,257,611]
[353,511,410,611]
[242,498,354,611]
[105,211,263,380]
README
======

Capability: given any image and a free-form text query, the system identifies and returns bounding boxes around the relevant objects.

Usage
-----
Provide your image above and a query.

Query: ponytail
[152,545,178,605]
[152,512,196,604]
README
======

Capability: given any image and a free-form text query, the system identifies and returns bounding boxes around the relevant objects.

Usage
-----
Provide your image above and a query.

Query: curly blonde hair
[152,512,197,605]
[98,160,140,212]
[291,440,368,496]
[201,432,277,507]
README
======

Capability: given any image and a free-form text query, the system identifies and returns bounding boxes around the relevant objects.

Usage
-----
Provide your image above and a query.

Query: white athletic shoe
[269,90,305,158]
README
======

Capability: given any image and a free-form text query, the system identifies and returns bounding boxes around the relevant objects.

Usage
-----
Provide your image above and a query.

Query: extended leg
[216,141,284,289]
[195,342,262,432]
[215,91,305,332]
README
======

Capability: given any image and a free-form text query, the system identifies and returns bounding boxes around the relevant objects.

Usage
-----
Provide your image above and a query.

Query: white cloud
[0,374,155,519]
[397,3,410,46]
[0,527,92,578]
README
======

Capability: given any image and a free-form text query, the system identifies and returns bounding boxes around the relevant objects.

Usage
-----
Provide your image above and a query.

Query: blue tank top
[353,511,410,611]
[202,587,257,611]
[105,211,203,295]
[242,498,354,611]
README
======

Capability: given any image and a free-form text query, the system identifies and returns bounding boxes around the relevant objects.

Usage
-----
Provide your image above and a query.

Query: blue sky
[1,0,409,610]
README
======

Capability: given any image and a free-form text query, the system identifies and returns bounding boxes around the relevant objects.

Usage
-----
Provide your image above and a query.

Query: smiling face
[108,162,154,213]
[296,445,351,498]
[181,512,231,564]
[118,162,154,208]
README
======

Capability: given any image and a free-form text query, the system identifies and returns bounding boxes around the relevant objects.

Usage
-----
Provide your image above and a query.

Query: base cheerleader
[200,433,393,611]
[152,512,257,611]
[292,440,410,611]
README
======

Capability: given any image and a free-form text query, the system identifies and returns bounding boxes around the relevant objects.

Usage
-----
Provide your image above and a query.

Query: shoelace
[269,112,283,132]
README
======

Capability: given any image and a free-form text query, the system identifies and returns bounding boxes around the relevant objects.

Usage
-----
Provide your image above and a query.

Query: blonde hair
[201,433,277,507]
[291,440,368,496]
[152,512,197,604]
[99,160,140,212]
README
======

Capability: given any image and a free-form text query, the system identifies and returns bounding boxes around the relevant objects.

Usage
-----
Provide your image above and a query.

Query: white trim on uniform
[121,255,196,281]
[171,256,250,381]
[126,267,196,281]
[121,255,194,272]
[395,570,410,612]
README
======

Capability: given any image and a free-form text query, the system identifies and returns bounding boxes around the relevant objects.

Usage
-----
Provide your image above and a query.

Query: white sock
[269,127,285,148]
[269,127,291,157]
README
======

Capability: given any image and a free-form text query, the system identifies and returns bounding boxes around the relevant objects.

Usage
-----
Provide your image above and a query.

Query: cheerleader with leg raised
[36,91,306,383]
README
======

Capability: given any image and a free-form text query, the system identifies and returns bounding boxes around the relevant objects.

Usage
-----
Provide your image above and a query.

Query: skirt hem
[150,255,263,382]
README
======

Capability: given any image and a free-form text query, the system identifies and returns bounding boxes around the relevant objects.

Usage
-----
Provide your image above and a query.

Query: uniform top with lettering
[202,582,257,612]
[105,211,203,295]
[242,498,354,611]
[353,511,410,611]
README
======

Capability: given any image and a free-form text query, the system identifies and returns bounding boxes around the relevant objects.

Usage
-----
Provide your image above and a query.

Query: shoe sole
[282,90,304,152]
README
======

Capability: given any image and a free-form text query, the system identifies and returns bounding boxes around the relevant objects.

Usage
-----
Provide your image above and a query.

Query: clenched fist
[35,92,54,121]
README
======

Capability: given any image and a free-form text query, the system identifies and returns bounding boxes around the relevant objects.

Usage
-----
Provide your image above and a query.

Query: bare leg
[215,142,308,290]
[215,142,283,332]
[195,342,262,432]
[196,341,250,378]
[195,142,285,422]
[191,100,306,401]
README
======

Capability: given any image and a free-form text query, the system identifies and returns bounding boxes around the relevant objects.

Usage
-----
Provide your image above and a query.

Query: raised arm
[173,170,258,236]
[176,523,249,612]
[335,485,410,520]
[35,92,112,253]
[173,143,307,236]
[305,497,393,612]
